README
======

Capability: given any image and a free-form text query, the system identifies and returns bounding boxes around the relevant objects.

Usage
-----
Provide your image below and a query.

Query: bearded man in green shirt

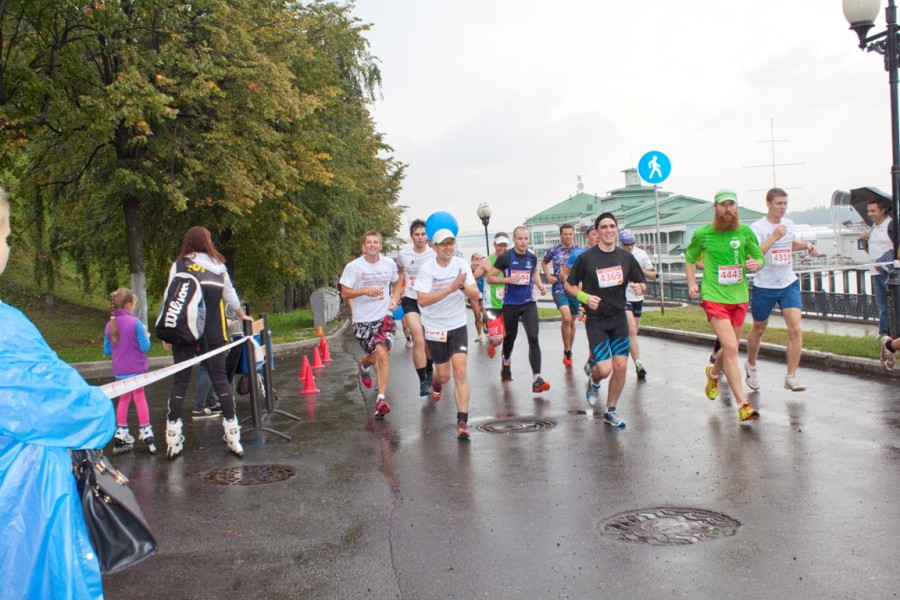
[685,189,764,422]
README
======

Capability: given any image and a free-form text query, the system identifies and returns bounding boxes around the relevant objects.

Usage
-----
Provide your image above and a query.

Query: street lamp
[843,0,900,336]
[476,203,492,256]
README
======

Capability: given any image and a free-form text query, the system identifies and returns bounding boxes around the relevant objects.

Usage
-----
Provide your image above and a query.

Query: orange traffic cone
[300,364,320,394]
[297,355,310,383]
[320,336,333,363]
[312,346,325,369]
[312,347,325,369]
[316,325,324,336]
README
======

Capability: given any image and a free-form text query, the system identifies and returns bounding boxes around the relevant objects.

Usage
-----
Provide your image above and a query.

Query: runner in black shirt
[565,213,645,427]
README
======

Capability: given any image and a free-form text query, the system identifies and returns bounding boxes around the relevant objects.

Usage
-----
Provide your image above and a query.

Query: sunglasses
[437,239,456,247]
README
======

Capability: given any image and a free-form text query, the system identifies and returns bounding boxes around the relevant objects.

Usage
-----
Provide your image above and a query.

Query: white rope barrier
[99,336,248,399]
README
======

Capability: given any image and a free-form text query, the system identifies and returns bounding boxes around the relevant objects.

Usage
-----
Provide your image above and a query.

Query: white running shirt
[396,246,436,300]
[413,256,476,331]
[625,246,654,302]
[750,217,798,289]
[339,255,398,323]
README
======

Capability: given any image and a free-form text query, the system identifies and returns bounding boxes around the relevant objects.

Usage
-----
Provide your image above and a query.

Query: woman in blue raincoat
[0,189,116,599]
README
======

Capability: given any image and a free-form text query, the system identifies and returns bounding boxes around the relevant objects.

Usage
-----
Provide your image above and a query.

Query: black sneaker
[207,404,222,415]
[192,407,218,419]
[500,364,513,381]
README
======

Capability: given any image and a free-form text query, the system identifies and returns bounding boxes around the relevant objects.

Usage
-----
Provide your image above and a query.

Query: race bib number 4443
[718,265,743,285]
[595,266,624,288]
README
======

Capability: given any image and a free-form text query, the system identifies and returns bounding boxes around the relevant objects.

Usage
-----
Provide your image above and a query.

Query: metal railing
[645,267,880,323]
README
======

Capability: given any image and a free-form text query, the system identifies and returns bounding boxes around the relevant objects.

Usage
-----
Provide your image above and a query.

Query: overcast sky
[352,0,891,237]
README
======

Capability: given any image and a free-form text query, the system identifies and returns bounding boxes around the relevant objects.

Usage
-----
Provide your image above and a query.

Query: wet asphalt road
[100,318,899,600]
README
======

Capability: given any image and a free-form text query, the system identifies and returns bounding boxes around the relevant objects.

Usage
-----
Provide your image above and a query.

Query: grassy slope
[0,253,320,363]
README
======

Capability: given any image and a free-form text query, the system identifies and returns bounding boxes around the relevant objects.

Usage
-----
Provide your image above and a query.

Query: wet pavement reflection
[100,319,900,599]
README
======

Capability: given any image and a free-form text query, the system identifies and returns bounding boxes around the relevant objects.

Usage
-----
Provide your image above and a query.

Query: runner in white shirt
[340,230,402,419]
[396,219,437,397]
[414,227,480,439]
[618,230,657,381]
[745,188,817,392]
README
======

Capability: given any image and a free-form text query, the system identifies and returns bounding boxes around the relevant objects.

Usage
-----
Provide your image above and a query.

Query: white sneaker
[880,336,896,371]
[223,417,244,457]
[165,419,184,460]
[744,363,760,391]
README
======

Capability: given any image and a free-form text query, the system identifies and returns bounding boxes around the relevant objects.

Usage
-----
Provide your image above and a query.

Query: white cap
[494,235,510,245]
[432,228,455,244]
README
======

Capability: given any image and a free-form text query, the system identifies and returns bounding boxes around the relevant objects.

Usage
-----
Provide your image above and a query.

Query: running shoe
[456,420,471,439]
[783,376,806,392]
[563,350,573,367]
[358,360,374,390]
[603,410,626,428]
[738,402,759,421]
[192,407,218,419]
[583,359,595,377]
[704,364,719,401]
[635,361,647,380]
[475,334,483,344]
[405,337,413,349]
[374,400,391,419]
[881,336,896,371]
[532,377,550,393]
[585,379,601,407]
[745,363,760,391]
[419,380,430,397]
[431,381,443,401]
[500,364,513,381]
[487,343,496,358]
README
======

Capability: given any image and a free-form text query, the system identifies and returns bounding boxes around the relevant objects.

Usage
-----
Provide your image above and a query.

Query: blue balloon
[425,211,459,242]
[392,305,405,321]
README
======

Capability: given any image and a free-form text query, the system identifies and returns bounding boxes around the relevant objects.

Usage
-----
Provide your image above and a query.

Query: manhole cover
[599,507,740,545]
[202,464,298,486]
[477,417,555,434]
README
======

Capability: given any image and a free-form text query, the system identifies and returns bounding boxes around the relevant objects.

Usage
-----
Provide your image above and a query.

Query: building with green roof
[525,169,765,274]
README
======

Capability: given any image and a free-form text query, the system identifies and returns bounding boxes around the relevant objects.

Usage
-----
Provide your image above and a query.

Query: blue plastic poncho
[0,302,116,600]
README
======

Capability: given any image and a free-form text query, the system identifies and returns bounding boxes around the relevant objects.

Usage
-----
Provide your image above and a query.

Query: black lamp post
[476,203,492,256]
[843,0,900,336]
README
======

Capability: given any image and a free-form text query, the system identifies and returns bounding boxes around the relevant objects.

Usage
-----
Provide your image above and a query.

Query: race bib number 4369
[595,266,624,288]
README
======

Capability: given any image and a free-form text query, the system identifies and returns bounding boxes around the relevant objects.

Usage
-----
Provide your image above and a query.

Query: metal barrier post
[258,313,301,425]
[239,317,292,441]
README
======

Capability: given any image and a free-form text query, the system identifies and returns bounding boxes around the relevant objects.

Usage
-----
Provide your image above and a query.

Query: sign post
[637,151,671,314]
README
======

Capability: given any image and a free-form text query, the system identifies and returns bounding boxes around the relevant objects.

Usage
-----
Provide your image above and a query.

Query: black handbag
[71,449,158,575]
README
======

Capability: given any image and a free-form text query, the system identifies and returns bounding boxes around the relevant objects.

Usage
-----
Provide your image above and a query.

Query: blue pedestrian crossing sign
[637,151,671,184]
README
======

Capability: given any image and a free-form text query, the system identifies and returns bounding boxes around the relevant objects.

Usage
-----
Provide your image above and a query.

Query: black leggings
[167,342,236,421]
[502,302,541,374]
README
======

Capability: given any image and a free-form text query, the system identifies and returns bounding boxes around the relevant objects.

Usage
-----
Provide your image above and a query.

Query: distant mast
[577,175,584,194]
[743,118,804,192]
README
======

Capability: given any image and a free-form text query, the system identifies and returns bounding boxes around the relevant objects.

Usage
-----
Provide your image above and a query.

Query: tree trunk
[122,195,148,326]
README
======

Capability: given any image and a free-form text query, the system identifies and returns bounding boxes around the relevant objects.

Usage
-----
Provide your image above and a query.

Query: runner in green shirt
[684,189,764,422]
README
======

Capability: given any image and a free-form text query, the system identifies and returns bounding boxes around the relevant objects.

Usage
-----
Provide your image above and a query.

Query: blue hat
[618,229,636,245]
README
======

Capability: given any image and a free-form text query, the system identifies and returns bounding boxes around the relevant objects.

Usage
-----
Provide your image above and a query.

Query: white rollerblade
[139,424,157,455]
[165,419,184,460]
[222,417,244,457]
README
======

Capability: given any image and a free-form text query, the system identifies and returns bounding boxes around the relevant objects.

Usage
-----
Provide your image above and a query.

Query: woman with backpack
[162,226,251,459]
